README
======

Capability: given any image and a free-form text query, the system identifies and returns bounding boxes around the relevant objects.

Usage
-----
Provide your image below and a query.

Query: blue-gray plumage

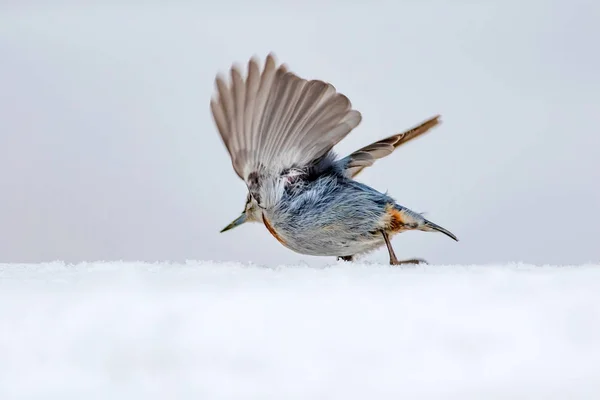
[211,53,457,264]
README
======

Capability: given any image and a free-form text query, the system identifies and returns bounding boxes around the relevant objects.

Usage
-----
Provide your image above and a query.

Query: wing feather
[343,115,442,178]
[211,53,361,182]
[243,58,260,153]
[231,67,245,152]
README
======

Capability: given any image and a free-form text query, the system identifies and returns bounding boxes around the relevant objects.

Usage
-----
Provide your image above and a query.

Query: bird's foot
[337,255,354,262]
[390,258,427,266]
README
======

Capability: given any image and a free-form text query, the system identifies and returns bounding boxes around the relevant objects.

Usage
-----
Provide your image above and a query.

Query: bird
[211,53,457,265]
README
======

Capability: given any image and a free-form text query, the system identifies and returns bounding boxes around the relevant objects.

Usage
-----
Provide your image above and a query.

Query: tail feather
[421,219,458,242]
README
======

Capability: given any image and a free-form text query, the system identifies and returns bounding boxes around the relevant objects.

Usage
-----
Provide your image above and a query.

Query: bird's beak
[220,212,247,233]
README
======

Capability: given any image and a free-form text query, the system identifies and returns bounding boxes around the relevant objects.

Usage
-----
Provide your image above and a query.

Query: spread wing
[210,53,362,188]
[341,115,441,178]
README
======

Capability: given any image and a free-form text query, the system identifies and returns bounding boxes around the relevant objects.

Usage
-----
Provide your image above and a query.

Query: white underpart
[1,262,599,399]
[257,175,287,210]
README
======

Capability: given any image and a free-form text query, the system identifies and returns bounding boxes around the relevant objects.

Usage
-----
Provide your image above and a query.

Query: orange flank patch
[262,214,286,245]
[384,204,406,232]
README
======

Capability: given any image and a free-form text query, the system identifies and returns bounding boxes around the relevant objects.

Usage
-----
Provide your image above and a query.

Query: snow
[1,262,599,399]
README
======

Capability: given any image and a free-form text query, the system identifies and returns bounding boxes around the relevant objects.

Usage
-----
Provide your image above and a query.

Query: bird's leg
[337,255,354,262]
[381,230,427,265]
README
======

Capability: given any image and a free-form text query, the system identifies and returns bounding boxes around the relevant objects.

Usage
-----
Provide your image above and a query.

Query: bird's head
[220,192,262,233]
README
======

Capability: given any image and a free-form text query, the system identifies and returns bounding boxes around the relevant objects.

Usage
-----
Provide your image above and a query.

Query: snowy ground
[1,262,599,399]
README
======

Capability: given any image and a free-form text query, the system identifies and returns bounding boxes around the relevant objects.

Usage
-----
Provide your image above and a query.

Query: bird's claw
[390,258,427,266]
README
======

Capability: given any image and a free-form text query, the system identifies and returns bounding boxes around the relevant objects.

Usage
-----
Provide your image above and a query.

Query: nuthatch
[212,54,457,265]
